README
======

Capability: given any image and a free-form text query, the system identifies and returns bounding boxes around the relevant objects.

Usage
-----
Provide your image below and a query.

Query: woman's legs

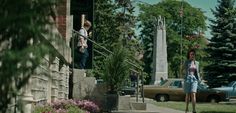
[191,92,196,112]
[185,93,190,113]
[191,81,198,112]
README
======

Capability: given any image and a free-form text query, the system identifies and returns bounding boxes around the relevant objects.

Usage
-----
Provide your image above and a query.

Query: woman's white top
[77,27,88,48]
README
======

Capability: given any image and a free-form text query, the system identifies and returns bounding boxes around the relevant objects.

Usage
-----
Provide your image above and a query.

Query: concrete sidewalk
[146,103,183,113]
[112,96,184,113]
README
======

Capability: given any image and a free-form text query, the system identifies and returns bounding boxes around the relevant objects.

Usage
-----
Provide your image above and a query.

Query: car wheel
[207,96,219,103]
[156,94,168,102]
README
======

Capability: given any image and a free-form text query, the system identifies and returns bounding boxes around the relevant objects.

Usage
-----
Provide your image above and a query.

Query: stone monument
[152,15,168,84]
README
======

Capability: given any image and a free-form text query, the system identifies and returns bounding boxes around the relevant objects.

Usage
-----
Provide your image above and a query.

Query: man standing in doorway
[77,14,92,69]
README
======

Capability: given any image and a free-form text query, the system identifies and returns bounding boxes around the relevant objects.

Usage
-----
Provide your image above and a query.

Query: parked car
[120,81,137,96]
[213,81,236,99]
[143,79,229,103]
[120,85,136,96]
[96,79,136,95]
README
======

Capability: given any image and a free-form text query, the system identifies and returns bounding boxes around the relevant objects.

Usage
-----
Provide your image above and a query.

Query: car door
[168,80,185,101]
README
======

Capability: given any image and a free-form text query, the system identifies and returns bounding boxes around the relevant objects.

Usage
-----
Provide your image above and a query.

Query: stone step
[130,102,146,110]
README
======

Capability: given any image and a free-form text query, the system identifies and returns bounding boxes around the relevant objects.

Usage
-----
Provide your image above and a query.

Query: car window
[228,81,236,87]
[198,82,209,89]
[96,79,104,84]
[159,80,168,86]
[170,81,182,88]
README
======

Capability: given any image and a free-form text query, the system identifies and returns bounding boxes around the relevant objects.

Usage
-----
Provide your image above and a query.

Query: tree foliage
[138,0,207,83]
[205,0,236,87]
[93,0,119,78]
[0,0,57,112]
[93,0,143,79]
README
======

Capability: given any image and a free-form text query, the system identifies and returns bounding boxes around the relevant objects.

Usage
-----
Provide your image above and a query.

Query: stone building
[19,0,73,112]
[3,0,95,112]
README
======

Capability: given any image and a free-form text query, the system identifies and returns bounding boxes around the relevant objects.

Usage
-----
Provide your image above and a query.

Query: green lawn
[153,101,236,113]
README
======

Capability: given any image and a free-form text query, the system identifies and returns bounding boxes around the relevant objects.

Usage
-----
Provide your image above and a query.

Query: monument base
[152,72,168,85]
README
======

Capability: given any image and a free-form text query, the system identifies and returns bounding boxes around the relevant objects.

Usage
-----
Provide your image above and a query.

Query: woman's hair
[187,49,196,59]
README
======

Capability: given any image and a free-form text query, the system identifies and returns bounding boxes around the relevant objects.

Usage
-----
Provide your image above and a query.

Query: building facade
[19,0,73,112]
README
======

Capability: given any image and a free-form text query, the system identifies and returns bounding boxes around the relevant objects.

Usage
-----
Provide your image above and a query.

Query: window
[170,81,182,88]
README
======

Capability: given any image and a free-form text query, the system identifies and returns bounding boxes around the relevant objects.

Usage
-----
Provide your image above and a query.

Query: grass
[153,101,236,113]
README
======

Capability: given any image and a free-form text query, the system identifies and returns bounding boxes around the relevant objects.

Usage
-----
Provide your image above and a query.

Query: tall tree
[0,0,56,112]
[205,0,236,87]
[93,0,120,78]
[138,0,207,83]
[93,0,142,78]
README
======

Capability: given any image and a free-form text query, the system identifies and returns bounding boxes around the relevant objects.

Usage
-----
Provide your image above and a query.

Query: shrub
[33,99,100,113]
[34,105,55,113]
[102,44,130,94]
[74,100,100,113]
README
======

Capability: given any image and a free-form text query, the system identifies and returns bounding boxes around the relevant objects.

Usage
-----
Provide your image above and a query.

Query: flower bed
[33,99,100,113]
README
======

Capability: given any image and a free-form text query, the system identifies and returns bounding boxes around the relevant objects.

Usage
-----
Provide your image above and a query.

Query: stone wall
[8,0,73,112]
[31,56,70,102]
[31,55,50,102]
[4,57,70,113]
[73,69,96,99]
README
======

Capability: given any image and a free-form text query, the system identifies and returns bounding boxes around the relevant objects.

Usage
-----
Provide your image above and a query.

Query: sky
[134,0,219,39]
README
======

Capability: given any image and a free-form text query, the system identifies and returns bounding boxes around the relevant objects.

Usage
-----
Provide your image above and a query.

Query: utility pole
[180,0,183,78]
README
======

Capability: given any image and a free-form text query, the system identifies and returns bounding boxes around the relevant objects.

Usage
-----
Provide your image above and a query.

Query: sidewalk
[112,96,184,113]
[146,103,183,113]
[136,97,183,113]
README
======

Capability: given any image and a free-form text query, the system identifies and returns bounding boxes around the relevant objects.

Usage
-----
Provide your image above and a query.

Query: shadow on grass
[223,103,236,105]
[200,111,235,113]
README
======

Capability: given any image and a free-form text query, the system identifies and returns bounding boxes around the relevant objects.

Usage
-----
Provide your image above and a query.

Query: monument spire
[152,15,168,85]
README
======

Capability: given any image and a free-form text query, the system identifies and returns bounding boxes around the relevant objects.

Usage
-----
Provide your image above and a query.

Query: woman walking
[183,49,201,113]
